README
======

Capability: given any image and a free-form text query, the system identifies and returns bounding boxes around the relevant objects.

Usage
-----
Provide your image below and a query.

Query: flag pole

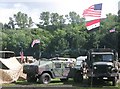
[31,39,41,60]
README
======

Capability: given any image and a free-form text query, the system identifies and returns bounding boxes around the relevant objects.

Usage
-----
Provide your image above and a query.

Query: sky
[0,0,119,24]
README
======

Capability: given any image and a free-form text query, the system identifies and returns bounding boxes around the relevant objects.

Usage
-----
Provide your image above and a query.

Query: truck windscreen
[92,54,113,62]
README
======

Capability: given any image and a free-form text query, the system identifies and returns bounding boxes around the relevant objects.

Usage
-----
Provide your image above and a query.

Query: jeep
[23,57,75,84]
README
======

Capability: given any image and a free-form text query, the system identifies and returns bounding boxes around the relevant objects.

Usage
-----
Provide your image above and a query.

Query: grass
[1,78,120,89]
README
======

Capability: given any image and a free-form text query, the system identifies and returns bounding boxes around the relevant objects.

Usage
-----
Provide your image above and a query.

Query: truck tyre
[27,74,37,82]
[88,77,92,85]
[112,77,117,86]
[40,73,51,84]
[74,72,83,83]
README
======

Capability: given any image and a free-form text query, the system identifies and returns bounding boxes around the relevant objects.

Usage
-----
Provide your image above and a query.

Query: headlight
[111,68,118,72]
[108,66,112,69]
[94,66,97,69]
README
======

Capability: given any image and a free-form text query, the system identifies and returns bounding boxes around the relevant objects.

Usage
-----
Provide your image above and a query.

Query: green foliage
[0,31,8,49]
[40,12,50,26]
[68,11,81,27]
[14,11,28,28]
[4,11,34,29]
[101,13,118,32]
[28,17,33,27]
[8,17,14,29]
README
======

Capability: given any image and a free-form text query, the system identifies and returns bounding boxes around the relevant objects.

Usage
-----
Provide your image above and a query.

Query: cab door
[52,61,63,77]
[62,62,71,77]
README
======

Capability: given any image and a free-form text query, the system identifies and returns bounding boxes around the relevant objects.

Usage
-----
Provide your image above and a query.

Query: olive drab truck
[86,48,120,86]
[23,57,75,84]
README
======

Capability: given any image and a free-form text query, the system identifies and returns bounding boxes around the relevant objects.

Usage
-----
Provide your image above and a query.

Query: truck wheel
[74,72,83,83]
[112,77,117,86]
[27,74,37,82]
[88,77,92,85]
[40,73,51,84]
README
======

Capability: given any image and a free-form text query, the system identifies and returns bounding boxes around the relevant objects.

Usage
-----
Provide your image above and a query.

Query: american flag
[20,51,24,62]
[31,39,40,47]
[83,3,102,18]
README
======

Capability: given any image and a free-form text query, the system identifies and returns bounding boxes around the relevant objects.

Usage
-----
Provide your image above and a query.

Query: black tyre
[39,73,51,84]
[88,77,92,85]
[27,74,37,82]
[112,77,117,86]
[74,72,83,83]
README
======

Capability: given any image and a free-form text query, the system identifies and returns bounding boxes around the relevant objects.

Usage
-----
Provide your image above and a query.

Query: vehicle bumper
[88,73,119,80]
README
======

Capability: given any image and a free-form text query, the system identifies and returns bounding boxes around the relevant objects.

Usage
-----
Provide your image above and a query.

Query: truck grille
[93,65,110,74]
[23,65,38,74]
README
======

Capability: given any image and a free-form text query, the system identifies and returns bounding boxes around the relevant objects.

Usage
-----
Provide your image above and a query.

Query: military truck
[23,57,75,84]
[86,48,120,86]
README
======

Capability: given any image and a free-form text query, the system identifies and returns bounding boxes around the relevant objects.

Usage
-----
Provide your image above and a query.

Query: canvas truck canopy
[0,57,21,70]
[0,51,26,83]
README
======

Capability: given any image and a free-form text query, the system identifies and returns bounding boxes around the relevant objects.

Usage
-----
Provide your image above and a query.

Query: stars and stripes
[83,3,102,18]
[83,3,102,31]
[20,51,24,62]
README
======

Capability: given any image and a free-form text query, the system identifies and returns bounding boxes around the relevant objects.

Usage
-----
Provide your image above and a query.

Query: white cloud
[29,9,40,24]
[0,0,58,2]
[0,0,119,24]
[13,3,22,8]
[0,3,31,24]
[0,8,14,24]
[54,0,119,17]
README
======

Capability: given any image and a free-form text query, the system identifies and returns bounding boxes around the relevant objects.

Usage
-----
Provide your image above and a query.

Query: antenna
[104,45,106,49]
[97,44,99,49]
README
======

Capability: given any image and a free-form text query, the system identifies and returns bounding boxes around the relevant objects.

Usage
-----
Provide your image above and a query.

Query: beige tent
[0,51,26,84]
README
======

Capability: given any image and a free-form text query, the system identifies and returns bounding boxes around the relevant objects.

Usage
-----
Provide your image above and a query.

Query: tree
[28,17,33,28]
[3,23,11,29]
[0,22,3,30]
[0,31,8,50]
[58,15,65,29]
[14,11,29,28]
[100,32,118,50]
[65,11,81,27]
[8,17,15,29]
[102,13,118,31]
[50,13,59,28]
[40,12,50,26]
